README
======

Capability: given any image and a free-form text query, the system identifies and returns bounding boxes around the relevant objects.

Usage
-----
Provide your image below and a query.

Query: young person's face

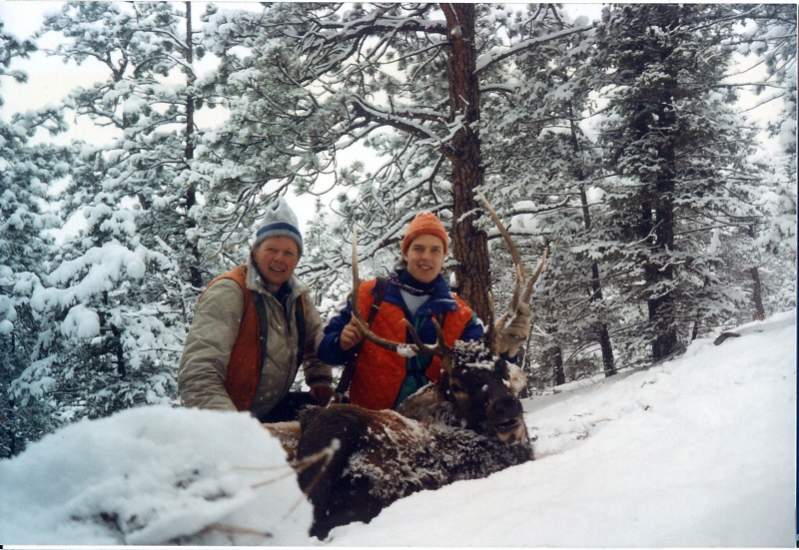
[402,234,446,284]
[253,236,300,289]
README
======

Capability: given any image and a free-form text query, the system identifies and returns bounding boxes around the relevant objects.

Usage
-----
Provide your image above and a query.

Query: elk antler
[404,316,453,374]
[350,229,452,365]
[477,194,547,311]
[476,193,548,339]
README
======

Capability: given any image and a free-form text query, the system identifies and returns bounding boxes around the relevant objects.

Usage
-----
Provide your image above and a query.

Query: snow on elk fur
[290,341,533,539]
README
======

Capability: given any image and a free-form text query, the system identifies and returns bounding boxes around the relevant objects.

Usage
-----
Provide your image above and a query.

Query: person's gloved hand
[310,384,334,406]
[339,319,364,351]
[495,303,531,358]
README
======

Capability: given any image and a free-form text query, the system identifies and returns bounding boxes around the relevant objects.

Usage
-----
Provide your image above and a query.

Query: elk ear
[505,363,528,397]
[494,358,510,381]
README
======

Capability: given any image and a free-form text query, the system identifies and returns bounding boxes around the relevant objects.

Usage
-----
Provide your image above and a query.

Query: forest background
[0,2,796,458]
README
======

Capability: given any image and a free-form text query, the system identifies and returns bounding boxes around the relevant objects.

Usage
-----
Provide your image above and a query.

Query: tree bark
[749,267,766,321]
[690,319,700,341]
[747,225,766,321]
[612,5,683,362]
[649,91,678,360]
[635,94,678,361]
[571,110,616,377]
[440,3,494,339]
[546,342,565,386]
[101,290,126,377]
[184,2,203,290]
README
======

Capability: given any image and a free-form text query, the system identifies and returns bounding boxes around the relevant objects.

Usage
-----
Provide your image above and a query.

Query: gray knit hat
[253,198,303,256]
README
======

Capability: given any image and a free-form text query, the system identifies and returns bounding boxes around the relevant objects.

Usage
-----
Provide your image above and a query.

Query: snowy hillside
[1,311,795,546]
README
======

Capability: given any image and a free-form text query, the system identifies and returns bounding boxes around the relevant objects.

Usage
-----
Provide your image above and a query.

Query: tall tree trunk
[690,319,700,341]
[101,291,126,377]
[747,225,766,321]
[636,98,677,361]
[649,92,678,360]
[440,3,494,341]
[111,323,126,378]
[570,110,616,377]
[546,341,565,386]
[616,6,682,362]
[184,1,202,291]
[749,267,766,321]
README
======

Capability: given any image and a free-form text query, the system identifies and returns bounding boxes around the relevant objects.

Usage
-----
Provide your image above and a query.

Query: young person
[317,212,488,410]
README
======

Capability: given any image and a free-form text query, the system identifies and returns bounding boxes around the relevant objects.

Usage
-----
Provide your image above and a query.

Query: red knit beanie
[401,212,448,255]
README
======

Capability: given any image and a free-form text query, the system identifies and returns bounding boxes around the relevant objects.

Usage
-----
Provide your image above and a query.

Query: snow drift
[1,311,795,546]
[0,407,313,545]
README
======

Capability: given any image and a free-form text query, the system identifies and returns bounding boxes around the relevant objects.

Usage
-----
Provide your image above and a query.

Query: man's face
[253,236,300,289]
[402,234,446,284]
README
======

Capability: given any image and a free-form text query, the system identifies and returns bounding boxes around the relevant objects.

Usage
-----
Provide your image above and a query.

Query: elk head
[441,340,528,444]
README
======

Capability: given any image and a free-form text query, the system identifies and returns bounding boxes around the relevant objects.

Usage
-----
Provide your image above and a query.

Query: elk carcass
[293,340,533,539]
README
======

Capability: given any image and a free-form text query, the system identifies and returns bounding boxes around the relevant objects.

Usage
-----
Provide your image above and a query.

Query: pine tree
[0,21,71,456]
[190,4,316,268]
[739,5,797,317]
[9,1,211,429]
[477,7,620,385]
[595,4,766,362]
[200,3,596,341]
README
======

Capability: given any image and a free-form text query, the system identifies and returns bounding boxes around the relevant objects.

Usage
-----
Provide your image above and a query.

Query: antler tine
[403,319,426,350]
[476,193,527,310]
[403,318,453,374]
[521,244,548,304]
[403,319,451,356]
[430,317,454,375]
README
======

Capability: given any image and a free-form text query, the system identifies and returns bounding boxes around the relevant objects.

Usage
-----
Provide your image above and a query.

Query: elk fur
[263,342,533,539]
[294,402,532,539]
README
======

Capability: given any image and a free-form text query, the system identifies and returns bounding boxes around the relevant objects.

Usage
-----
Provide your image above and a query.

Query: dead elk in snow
[271,340,533,540]
[262,333,534,538]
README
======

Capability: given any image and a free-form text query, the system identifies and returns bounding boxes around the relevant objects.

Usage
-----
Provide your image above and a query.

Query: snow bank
[0,406,314,545]
[327,311,796,546]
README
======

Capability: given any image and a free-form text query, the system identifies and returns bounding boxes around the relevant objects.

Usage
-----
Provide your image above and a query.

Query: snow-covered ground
[1,311,796,546]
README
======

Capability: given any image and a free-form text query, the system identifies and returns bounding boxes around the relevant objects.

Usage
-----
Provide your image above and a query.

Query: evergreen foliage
[594,4,768,362]
[4,2,210,452]
[0,20,71,456]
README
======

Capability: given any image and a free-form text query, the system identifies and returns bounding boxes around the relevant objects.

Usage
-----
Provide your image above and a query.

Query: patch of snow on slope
[0,406,314,545]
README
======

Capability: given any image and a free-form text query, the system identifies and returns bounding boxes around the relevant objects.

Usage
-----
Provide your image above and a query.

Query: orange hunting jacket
[346,279,476,410]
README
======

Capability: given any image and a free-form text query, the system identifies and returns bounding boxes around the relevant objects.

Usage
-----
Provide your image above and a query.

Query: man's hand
[339,319,364,351]
[309,384,334,406]
[496,303,531,358]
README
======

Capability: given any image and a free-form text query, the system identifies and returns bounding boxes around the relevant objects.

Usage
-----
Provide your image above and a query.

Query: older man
[178,199,333,421]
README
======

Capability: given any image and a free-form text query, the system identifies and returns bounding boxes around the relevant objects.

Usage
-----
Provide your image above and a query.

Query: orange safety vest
[348,279,474,410]
[201,265,262,411]
[208,266,305,411]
